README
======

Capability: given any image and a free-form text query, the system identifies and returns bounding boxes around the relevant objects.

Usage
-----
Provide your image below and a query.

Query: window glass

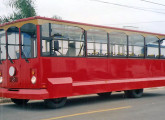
[87,29,107,56]
[0,30,6,60]
[7,27,19,59]
[42,23,49,37]
[41,23,85,57]
[146,36,159,58]
[41,23,50,55]
[128,34,144,58]
[160,39,165,58]
[109,32,127,57]
[21,23,37,58]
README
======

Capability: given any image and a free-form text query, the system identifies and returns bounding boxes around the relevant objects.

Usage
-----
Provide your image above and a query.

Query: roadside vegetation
[0,0,62,24]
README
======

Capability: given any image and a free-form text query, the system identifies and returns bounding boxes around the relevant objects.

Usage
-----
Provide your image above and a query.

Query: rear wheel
[125,89,143,98]
[44,97,67,109]
[11,98,29,105]
[97,92,112,97]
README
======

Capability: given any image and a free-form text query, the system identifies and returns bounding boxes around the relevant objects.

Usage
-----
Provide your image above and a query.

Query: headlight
[9,66,16,76]
[31,76,36,84]
[0,77,3,84]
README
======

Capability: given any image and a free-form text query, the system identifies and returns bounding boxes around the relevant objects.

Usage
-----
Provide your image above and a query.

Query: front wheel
[44,97,67,109]
[11,98,29,105]
[124,89,143,98]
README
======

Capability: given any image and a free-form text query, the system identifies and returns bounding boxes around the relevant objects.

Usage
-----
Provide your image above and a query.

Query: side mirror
[160,40,163,44]
[54,41,59,51]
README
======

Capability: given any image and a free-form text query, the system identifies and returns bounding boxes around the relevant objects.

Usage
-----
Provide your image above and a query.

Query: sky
[1,0,165,34]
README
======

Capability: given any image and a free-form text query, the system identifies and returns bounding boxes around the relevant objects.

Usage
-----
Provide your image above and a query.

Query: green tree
[0,0,37,24]
[0,0,62,24]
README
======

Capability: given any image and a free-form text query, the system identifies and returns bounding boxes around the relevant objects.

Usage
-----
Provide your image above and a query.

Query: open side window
[0,29,6,60]
[41,23,85,57]
[87,29,108,57]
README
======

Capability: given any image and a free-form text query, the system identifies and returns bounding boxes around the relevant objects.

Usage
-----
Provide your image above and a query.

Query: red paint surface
[1,56,165,99]
[47,77,72,98]
[1,17,165,100]
[0,88,48,100]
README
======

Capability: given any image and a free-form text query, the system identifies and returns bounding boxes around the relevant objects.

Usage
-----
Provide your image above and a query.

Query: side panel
[41,57,165,98]
[0,61,7,88]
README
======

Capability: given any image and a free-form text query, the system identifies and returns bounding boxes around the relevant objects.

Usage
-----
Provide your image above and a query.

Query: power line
[140,0,165,7]
[145,8,165,11]
[104,20,165,25]
[89,0,165,14]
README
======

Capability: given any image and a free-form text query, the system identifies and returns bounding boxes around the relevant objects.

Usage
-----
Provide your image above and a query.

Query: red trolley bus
[0,16,165,108]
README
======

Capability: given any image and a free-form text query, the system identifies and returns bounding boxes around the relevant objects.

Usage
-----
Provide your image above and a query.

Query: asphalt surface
[1,88,165,120]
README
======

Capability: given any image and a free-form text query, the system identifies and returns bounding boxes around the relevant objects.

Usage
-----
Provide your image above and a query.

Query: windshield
[0,30,6,60]
[7,27,19,60]
[6,24,37,60]
[21,23,37,58]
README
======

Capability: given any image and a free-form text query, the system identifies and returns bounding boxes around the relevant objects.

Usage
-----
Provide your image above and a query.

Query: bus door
[19,23,38,88]
[6,29,21,88]
[0,30,7,88]
[6,24,38,89]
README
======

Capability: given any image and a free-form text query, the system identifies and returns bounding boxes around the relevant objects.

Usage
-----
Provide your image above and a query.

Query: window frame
[20,23,38,59]
[87,29,108,57]
[0,29,7,61]
[128,34,145,58]
[145,36,160,59]
[159,39,165,59]
[7,27,20,60]
[40,23,86,57]
[39,23,165,60]
[109,32,128,58]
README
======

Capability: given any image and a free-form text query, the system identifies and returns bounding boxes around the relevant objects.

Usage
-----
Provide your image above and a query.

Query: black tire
[44,97,67,109]
[125,89,143,98]
[11,98,29,105]
[97,92,112,97]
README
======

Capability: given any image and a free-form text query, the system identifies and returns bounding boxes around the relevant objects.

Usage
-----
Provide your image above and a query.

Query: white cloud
[0,0,13,16]
[1,0,165,33]
[35,0,165,33]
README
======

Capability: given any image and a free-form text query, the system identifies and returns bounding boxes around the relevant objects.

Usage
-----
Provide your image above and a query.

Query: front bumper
[0,87,49,100]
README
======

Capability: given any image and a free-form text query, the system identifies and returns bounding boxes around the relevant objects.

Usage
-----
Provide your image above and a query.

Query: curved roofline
[0,16,164,36]
[0,16,37,27]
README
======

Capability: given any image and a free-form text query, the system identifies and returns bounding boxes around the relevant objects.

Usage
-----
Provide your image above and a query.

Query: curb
[0,98,11,104]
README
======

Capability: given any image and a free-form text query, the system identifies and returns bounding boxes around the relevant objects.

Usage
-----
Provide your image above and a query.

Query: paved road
[1,88,165,120]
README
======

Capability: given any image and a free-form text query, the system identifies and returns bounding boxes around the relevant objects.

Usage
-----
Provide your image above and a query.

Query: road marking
[41,106,131,120]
